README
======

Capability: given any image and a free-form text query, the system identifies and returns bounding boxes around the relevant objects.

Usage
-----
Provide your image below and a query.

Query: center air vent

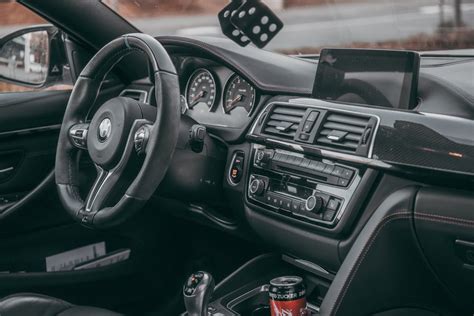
[262,105,306,140]
[315,112,376,155]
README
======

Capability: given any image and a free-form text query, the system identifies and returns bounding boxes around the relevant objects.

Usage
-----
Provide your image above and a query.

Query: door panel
[0,90,68,223]
[415,187,474,315]
[0,90,69,132]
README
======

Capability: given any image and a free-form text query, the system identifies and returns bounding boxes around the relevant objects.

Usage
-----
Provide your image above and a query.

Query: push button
[308,161,318,170]
[323,210,336,221]
[301,159,311,168]
[307,111,319,121]
[265,194,272,204]
[271,195,280,207]
[341,168,354,180]
[299,133,310,141]
[303,121,314,133]
[338,178,349,187]
[282,198,292,211]
[294,157,303,165]
[323,164,335,174]
[327,199,340,211]
[314,162,326,172]
[291,200,301,213]
[332,166,344,177]
[279,154,289,163]
[230,152,245,184]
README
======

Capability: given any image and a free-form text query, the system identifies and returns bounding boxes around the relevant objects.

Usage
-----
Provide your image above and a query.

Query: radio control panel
[247,145,360,227]
[255,148,355,187]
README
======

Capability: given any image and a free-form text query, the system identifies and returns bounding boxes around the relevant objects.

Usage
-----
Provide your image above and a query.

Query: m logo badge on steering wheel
[98,118,112,142]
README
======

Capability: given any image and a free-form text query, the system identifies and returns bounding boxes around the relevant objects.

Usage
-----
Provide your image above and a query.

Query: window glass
[0,0,72,93]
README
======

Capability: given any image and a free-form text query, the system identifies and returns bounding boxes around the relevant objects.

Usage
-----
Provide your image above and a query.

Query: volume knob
[305,195,324,213]
[256,149,273,164]
[249,179,265,196]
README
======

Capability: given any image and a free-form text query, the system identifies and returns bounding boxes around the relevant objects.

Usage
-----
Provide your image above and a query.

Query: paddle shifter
[183,271,215,316]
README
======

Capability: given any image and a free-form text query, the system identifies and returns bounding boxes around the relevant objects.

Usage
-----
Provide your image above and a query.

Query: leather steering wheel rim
[55,33,180,228]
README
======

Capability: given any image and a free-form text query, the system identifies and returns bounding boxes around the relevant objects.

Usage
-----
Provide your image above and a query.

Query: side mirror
[0,25,65,88]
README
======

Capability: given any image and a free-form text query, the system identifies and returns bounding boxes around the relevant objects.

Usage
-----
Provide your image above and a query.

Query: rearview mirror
[0,25,64,87]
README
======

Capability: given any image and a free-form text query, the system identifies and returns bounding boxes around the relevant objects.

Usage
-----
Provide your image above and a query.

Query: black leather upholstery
[55,33,181,228]
[0,293,121,316]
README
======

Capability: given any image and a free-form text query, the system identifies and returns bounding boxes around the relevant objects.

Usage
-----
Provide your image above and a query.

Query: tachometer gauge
[223,75,256,115]
[186,69,217,110]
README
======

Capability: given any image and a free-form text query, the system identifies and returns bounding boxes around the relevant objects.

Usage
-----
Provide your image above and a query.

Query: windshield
[103,0,474,55]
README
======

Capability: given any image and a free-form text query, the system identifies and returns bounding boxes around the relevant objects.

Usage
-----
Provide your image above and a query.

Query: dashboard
[124,35,474,273]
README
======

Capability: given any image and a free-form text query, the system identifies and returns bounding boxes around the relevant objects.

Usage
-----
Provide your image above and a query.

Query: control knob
[256,149,273,164]
[249,179,265,196]
[305,195,324,213]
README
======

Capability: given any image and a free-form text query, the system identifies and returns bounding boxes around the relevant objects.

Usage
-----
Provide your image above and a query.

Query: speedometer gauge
[186,69,217,111]
[223,75,256,115]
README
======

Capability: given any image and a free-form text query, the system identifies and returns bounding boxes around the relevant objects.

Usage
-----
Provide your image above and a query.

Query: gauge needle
[190,90,206,106]
[226,94,243,112]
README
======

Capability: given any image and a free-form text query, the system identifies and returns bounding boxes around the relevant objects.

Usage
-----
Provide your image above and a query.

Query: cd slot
[275,165,329,183]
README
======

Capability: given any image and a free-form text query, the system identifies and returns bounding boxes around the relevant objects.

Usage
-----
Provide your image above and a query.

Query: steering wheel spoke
[69,123,89,149]
[83,120,151,214]
[84,167,119,213]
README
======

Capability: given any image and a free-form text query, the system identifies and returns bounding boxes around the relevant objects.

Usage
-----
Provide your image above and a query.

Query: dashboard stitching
[415,212,474,227]
[331,211,411,315]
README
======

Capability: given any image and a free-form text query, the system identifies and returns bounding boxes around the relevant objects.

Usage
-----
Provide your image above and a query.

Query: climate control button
[305,195,324,213]
[249,179,265,196]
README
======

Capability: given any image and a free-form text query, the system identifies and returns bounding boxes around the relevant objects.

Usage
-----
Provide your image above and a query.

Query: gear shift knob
[183,271,215,316]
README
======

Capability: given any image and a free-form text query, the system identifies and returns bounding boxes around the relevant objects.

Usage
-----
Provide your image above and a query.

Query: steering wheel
[55,34,180,228]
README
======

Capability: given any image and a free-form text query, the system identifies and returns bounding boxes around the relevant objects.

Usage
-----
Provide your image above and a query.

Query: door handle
[0,166,14,174]
[0,166,15,182]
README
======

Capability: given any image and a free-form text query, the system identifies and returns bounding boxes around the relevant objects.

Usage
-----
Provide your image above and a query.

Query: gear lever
[183,271,215,316]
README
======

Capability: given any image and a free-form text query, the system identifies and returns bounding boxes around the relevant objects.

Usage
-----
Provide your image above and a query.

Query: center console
[248,145,360,228]
[240,100,380,239]
[193,254,330,316]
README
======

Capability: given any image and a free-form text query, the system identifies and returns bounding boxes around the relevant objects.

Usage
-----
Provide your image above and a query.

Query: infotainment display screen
[312,48,420,109]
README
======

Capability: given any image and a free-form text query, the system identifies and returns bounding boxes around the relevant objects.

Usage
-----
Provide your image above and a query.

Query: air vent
[315,112,374,154]
[119,89,148,103]
[262,105,306,140]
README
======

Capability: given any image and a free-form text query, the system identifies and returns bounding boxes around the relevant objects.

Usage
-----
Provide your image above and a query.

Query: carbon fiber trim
[250,98,474,176]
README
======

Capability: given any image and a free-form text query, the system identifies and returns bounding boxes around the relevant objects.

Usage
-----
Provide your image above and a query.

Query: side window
[0,1,72,93]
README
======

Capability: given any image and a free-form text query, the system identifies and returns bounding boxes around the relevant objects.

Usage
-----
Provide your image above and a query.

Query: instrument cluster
[180,65,258,128]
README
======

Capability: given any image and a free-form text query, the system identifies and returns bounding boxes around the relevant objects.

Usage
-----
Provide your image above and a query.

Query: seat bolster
[0,293,72,316]
[0,293,122,316]
[58,306,122,316]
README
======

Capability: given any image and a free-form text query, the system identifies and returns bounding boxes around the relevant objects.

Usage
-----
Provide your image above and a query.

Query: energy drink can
[269,276,306,316]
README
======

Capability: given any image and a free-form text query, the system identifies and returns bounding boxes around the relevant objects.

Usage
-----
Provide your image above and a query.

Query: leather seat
[0,293,121,316]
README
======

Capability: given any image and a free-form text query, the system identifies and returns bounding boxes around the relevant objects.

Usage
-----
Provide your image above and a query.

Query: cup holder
[227,284,317,316]
[226,285,268,316]
[250,305,271,316]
